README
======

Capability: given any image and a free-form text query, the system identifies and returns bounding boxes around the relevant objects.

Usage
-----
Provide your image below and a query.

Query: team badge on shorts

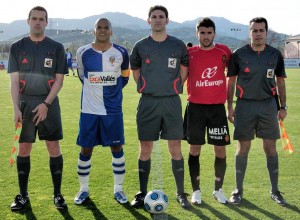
[266,69,275,78]
[168,58,177,69]
[44,58,53,68]
[224,135,230,142]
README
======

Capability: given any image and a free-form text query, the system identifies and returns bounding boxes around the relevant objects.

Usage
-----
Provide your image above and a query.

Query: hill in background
[0,12,287,54]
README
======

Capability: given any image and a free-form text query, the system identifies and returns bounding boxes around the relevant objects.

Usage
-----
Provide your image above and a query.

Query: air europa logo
[202,66,218,78]
[196,80,224,87]
[195,66,223,87]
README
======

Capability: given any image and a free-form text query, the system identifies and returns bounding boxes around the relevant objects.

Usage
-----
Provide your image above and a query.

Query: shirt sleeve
[7,42,19,73]
[227,52,239,77]
[121,48,130,88]
[130,42,141,70]
[180,43,189,67]
[76,47,85,83]
[275,51,287,78]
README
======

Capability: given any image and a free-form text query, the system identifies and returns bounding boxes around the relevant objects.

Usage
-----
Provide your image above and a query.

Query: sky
[0,0,299,36]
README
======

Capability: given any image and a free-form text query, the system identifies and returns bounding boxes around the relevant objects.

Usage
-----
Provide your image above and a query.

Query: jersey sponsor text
[195,79,224,87]
[88,72,116,85]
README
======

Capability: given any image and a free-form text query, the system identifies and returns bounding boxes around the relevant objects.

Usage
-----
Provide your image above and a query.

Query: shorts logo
[44,58,53,68]
[208,127,228,140]
[202,67,218,78]
[266,69,274,78]
[168,58,177,68]
[224,135,230,142]
[208,127,228,135]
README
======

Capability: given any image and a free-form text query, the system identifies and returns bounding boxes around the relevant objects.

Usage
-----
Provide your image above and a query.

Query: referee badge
[266,69,274,78]
[44,58,53,68]
[168,58,177,69]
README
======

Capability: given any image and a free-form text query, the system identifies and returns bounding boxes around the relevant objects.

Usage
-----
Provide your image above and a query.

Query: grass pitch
[0,69,299,219]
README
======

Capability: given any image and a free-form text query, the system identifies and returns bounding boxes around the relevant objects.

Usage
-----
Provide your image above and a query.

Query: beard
[201,39,213,48]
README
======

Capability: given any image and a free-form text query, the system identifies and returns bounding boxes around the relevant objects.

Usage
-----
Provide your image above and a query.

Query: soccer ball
[144,190,168,214]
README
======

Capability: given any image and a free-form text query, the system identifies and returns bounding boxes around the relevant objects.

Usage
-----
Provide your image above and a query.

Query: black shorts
[233,97,280,140]
[137,94,183,141]
[183,102,230,146]
[19,96,63,143]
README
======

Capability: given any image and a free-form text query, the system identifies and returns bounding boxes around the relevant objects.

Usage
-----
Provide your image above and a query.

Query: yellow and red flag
[279,120,294,154]
[9,122,22,166]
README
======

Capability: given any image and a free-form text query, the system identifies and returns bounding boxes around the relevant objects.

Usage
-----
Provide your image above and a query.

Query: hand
[32,103,48,126]
[227,107,235,123]
[14,108,22,127]
[277,109,287,121]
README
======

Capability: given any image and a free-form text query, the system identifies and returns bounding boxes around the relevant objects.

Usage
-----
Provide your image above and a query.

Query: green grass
[0,69,299,220]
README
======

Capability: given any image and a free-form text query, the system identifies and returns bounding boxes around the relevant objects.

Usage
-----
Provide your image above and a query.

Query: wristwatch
[280,106,288,110]
[43,101,51,108]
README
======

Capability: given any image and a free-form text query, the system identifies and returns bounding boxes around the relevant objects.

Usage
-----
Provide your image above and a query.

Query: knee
[263,140,277,156]
[236,148,249,157]
[264,147,277,157]
[214,146,226,158]
[190,145,201,156]
[81,148,93,156]
[111,145,122,153]
[169,147,183,160]
[237,141,251,156]
[139,145,152,160]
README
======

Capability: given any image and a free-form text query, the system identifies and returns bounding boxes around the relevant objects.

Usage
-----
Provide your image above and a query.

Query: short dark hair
[28,6,48,22]
[186,42,193,47]
[196,17,216,32]
[249,17,268,32]
[148,5,168,18]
